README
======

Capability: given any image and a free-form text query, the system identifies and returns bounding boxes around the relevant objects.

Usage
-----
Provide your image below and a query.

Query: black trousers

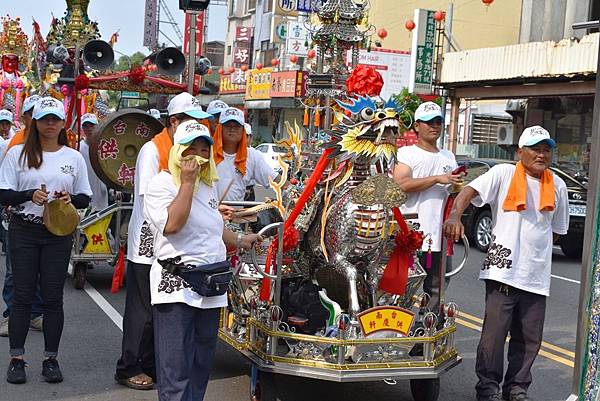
[475,280,546,398]
[115,261,155,380]
[418,251,451,315]
[8,216,73,357]
[154,303,220,401]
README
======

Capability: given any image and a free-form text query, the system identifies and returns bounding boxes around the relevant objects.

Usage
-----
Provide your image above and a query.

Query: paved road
[0,211,582,401]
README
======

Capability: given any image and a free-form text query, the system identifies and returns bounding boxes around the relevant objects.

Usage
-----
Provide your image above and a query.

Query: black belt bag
[158,259,232,297]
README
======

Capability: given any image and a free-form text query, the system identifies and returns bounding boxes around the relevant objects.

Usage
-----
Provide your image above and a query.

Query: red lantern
[307,49,316,59]
[482,0,494,5]
[240,64,248,71]
[218,68,225,75]
[377,28,388,40]
[405,20,416,31]
[271,58,279,67]
[289,55,298,63]
[434,10,445,21]
[228,66,235,74]
[256,63,263,70]
[206,69,213,75]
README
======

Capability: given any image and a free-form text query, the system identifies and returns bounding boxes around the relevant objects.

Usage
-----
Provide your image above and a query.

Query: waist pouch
[158,259,232,297]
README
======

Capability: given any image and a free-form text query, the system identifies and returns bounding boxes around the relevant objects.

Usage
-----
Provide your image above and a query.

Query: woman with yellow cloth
[143,120,261,401]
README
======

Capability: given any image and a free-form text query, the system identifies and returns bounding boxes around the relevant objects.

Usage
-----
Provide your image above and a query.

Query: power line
[159,0,183,44]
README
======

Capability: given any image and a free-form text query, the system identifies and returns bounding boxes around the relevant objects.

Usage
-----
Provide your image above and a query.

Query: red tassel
[111,246,126,293]
[426,251,432,270]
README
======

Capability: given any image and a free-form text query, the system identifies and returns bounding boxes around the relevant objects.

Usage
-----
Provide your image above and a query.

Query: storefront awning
[441,33,598,87]
[270,98,300,108]
[245,100,271,109]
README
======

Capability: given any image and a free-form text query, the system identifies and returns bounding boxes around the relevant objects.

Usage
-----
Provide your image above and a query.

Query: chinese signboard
[220,74,246,94]
[275,0,298,16]
[286,21,310,57]
[271,15,287,44]
[143,0,158,49]
[233,26,253,66]
[183,12,204,57]
[245,68,273,100]
[357,306,414,337]
[347,48,411,99]
[296,0,326,13]
[270,71,306,98]
[409,9,436,95]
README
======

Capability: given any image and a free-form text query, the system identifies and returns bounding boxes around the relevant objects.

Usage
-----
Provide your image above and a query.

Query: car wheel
[559,233,583,259]
[473,210,492,252]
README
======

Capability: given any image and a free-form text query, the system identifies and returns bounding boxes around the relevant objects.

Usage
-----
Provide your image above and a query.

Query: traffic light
[179,0,210,11]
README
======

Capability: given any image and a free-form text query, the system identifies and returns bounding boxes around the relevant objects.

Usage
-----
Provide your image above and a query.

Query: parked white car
[254,143,287,171]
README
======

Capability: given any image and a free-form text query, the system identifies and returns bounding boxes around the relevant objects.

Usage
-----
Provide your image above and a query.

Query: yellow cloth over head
[168,142,219,192]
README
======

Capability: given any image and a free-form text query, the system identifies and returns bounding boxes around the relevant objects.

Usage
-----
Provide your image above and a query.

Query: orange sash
[502,161,555,212]
[212,124,247,176]
[151,128,173,172]
[6,128,25,153]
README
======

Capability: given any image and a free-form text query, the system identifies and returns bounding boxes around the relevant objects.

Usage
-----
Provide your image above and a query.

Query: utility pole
[186,11,198,94]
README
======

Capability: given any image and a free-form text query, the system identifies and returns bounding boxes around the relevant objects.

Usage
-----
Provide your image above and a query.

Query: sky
[6,0,227,56]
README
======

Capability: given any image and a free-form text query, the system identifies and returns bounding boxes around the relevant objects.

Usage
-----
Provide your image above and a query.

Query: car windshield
[549,167,587,190]
[273,145,286,153]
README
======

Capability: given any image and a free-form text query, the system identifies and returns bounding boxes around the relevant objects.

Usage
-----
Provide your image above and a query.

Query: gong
[89,109,164,193]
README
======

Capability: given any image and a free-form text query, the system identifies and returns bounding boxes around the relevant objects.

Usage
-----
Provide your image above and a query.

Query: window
[263,0,273,13]
[227,45,232,55]
[255,144,267,153]
[228,0,236,17]
[246,0,256,13]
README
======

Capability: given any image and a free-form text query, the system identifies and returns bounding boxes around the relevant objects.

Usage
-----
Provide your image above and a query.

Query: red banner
[184,12,204,57]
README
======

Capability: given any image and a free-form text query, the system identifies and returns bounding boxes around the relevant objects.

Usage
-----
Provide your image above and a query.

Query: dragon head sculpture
[327,95,407,162]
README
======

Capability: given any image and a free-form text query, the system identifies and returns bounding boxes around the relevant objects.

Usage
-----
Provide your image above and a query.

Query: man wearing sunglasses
[393,101,463,316]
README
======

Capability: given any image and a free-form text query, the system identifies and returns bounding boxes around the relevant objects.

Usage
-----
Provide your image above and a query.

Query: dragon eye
[360,108,375,120]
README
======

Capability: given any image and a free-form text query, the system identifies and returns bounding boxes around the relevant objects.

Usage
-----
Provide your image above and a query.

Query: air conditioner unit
[496,124,517,145]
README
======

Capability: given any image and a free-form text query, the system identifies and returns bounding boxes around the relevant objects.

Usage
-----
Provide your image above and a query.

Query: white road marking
[551,274,580,285]
[84,282,124,331]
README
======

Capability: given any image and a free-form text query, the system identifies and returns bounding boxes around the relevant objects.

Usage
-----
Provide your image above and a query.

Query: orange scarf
[151,128,174,172]
[502,161,555,212]
[6,128,25,153]
[212,124,247,176]
[199,119,212,136]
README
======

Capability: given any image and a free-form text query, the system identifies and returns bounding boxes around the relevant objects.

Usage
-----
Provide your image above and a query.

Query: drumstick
[219,179,234,204]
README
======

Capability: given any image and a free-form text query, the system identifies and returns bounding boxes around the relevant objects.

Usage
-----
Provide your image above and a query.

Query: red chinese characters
[92,233,104,245]
[98,138,119,160]
[135,122,151,138]
[113,120,127,135]
[117,163,135,185]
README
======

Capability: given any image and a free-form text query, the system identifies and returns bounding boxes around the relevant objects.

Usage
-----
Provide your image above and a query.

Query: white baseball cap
[206,100,228,116]
[518,125,556,149]
[244,123,252,136]
[148,109,161,119]
[0,109,13,123]
[174,120,214,145]
[219,107,245,126]
[33,97,65,120]
[414,101,443,122]
[167,92,211,119]
[22,95,41,114]
[81,113,98,125]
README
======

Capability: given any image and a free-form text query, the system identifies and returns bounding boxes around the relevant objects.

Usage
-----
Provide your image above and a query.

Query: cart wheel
[410,378,440,401]
[250,366,278,401]
[73,263,87,290]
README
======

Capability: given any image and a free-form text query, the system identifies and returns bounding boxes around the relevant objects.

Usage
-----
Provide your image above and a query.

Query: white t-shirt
[144,171,227,309]
[468,164,569,296]
[396,145,458,252]
[126,141,160,264]
[216,147,276,201]
[0,144,92,224]
[80,141,109,211]
[0,140,8,166]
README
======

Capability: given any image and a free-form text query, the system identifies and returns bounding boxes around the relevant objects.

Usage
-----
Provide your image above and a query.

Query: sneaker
[6,358,26,384]
[0,318,8,337]
[508,393,531,401]
[30,316,43,331]
[42,358,63,383]
[477,394,501,401]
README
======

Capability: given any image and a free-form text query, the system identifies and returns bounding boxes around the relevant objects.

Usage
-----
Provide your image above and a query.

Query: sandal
[115,373,154,390]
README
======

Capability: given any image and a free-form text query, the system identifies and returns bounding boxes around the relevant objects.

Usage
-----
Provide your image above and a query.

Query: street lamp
[178,0,210,11]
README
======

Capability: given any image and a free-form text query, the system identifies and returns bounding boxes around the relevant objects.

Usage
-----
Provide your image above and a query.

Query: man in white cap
[0,110,13,141]
[393,101,463,315]
[213,107,276,202]
[79,113,108,212]
[147,109,161,120]
[205,99,228,134]
[443,126,569,401]
[116,92,211,390]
